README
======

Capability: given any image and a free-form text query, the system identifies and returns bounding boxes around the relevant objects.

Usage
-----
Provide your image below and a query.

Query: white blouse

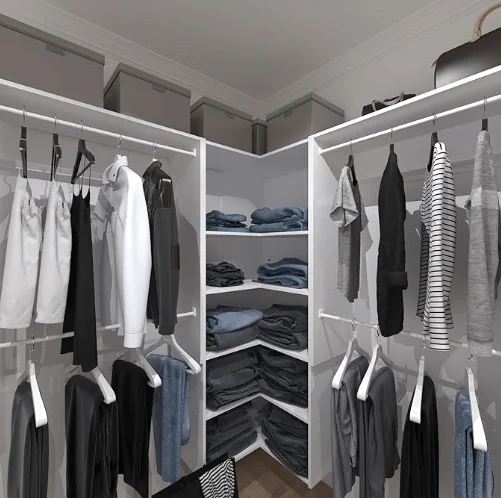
[0,176,42,328]
[36,180,72,324]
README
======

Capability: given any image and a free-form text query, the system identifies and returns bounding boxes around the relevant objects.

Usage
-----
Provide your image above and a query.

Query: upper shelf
[313,65,501,153]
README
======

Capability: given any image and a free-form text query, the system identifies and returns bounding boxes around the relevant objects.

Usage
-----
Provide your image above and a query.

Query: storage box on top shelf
[266,93,345,151]
[191,97,253,152]
[0,14,104,107]
[252,119,267,155]
[104,63,191,132]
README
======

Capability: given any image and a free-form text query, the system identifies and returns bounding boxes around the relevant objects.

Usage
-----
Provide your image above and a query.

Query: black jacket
[143,162,180,335]
[377,150,408,337]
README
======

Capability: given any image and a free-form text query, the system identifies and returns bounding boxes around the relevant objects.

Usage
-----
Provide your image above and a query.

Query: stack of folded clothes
[249,206,308,233]
[258,304,308,350]
[206,210,249,232]
[206,306,263,352]
[261,403,308,477]
[206,404,257,461]
[257,347,308,408]
[206,351,260,410]
[256,257,308,289]
[206,262,245,287]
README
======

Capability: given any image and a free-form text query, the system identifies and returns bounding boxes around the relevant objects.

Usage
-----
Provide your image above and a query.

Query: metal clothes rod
[318,310,501,358]
[0,308,197,350]
[319,92,501,155]
[0,104,197,158]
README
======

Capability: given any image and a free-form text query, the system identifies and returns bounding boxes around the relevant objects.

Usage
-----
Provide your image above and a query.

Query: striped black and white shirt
[417,142,456,350]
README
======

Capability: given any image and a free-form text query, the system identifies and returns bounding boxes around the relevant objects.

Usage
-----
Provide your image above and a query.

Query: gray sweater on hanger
[465,130,501,356]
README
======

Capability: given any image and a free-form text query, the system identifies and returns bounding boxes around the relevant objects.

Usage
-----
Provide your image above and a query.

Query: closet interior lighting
[0,103,197,158]
[0,308,197,350]
[318,310,501,358]
[319,92,501,155]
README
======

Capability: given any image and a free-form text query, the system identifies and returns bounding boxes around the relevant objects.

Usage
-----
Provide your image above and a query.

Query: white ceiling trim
[256,0,492,118]
[1,0,261,116]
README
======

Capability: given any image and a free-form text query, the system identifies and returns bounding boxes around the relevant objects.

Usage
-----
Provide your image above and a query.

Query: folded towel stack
[256,257,308,289]
[257,347,308,408]
[258,304,308,350]
[206,351,260,410]
[207,262,245,288]
[206,306,263,352]
[206,210,249,232]
[206,404,257,461]
[249,206,308,233]
[261,403,308,477]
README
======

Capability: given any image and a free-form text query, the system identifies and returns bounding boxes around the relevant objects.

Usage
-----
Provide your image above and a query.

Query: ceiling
[44,0,435,100]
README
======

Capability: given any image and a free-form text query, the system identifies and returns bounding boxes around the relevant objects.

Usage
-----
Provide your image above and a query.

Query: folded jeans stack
[206,210,249,233]
[249,206,308,233]
[257,347,308,408]
[206,306,263,351]
[258,304,308,350]
[206,404,256,461]
[261,403,308,477]
[207,262,245,288]
[206,351,260,410]
[256,258,308,289]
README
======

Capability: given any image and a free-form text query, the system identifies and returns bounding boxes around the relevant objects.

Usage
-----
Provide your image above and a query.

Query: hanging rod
[0,308,197,350]
[319,92,501,155]
[318,309,501,358]
[0,103,197,158]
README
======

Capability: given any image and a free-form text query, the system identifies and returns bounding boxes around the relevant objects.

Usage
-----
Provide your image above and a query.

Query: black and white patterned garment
[199,458,237,498]
[417,141,456,350]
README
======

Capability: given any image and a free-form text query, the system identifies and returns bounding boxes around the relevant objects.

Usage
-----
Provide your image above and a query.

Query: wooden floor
[236,449,332,498]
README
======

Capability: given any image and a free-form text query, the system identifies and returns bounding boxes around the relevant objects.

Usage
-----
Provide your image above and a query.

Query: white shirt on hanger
[0,175,42,328]
[93,155,151,348]
[36,180,72,324]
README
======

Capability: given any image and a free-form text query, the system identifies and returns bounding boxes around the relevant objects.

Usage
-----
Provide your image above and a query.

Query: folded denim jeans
[263,433,308,477]
[262,420,307,458]
[258,377,308,408]
[206,351,257,380]
[251,207,308,224]
[257,347,308,374]
[260,330,308,350]
[207,366,257,393]
[249,221,307,233]
[207,380,260,410]
[207,275,245,287]
[206,210,247,223]
[206,225,249,233]
[259,363,308,393]
[207,428,257,462]
[257,258,308,278]
[259,305,308,333]
[255,274,307,288]
[207,419,253,452]
[207,307,263,334]
[263,403,308,438]
[206,405,251,435]
[206,325,260,351]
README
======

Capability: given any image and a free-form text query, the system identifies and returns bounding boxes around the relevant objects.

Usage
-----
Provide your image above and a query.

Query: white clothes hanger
[332,319,367,389]
[466,356,488,452]
[144,335,201,375]
[410,337,427,424]
[117,347,162,388]
[67,363,116,404]
[357,326,393,401]
[19,337,48,428]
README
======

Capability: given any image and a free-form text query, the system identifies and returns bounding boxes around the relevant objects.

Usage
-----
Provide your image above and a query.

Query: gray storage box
[0,14,104,106]
[267,93,345,151]
[252,119,267,155]
[104,64,191,132]
[191,97,252,152]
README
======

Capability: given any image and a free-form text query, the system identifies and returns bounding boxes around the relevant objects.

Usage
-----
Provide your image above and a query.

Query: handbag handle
[471,1,501,41]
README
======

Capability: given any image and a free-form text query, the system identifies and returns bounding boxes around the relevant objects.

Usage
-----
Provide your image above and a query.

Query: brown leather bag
[434,2,501,88]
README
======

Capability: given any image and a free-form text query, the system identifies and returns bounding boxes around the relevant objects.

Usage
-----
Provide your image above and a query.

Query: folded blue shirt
[206,306,264,334]
[207,210,247,223]
[251,206,308,225]
[256,274,308,289]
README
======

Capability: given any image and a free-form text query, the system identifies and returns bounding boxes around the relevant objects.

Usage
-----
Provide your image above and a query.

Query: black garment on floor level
[61,190,97,371]
[65,375,119,498]
[377,151,408,337]
[8,381,49,498]
[112,360,154,498]
[400,375,439,498]
[143,162,180,336]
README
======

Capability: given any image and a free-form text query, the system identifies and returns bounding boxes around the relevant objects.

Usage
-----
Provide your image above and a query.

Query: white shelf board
[206,339,308,363]
[206,279,308,296]
[206,393,308,424]
[313,65,501,153]
[206,231,308,238]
